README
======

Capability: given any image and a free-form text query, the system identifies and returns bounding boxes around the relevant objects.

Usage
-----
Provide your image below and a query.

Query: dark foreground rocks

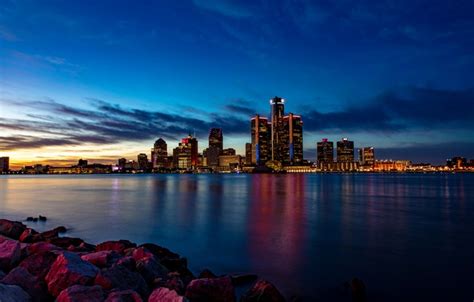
[0,219,287,301]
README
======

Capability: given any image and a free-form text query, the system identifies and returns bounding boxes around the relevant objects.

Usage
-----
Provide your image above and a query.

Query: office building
[0,157,9,173]
[317,139,334,166]
[173,135,198,170]
[281,113,303,164]
[245,143,252,165]
[137,153,149,171]
[151,138,168,169]
[337,138,354,162]
[207,128,223,167]
[359,147,375,166]
[251,114,270,165]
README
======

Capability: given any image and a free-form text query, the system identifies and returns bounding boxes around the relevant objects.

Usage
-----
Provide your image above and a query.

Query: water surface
[0,174,473,301]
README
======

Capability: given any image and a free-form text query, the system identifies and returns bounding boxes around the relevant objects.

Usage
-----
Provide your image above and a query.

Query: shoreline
[0,218,295,302]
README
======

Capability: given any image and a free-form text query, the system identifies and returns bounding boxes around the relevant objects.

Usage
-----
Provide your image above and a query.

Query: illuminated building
[207,128,223,167]
[218,155,242,172]
[359,147,375,166]
[447,157,467,169]
[337,138,354,163]
[317,139,334,168]
[251,115,270,165]
[118,158,127,171]
[270,96,285,161]
[245,143,252,165]
[173,135,198,170]
[281,113,303,165]
[373,160,411,172]
[222,148,236,156]
[0,157,9,173]
[151,138,168,169]
[137,153,149,171]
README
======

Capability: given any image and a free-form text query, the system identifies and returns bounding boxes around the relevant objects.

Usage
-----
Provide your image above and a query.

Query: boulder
[40,226,67,240]
[1,266,49,301]
[81,250,121,268]
[131,247,155,262]
[116,256,136,271]
[138,243,179,260]
[19,251,59,279]
[94,264,149,298]
[38,215,47,222]
[19,228,39,243]
[56,285,104,302]
[96,240,136,253]
[0,239,22,271]
[136,256,169,285]
[0,284,31,302]
[162,272,185,294]
[350,278,366,302]
[185,276,235,302]
[47,237,84,249]
[27,242,61,255]
[45,252,99,297]
[105,289,143,302]
[149,287,185,302]
[198,269,216,279]
[0,219,27,240]
[241,279,285,302]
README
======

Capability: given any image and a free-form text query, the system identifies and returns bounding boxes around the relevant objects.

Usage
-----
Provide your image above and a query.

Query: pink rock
[185,276,235,302]
[0,239,21,271]
[19,228,39,243]
[56,285,104,302]
[27,242,61,254]
[2,266,49,301]
[81,250,121,268]
[149,287,185,302]
[0,284,31,302]
[241,279,285,302]
[105,289,143,302]
[45,252,99,297]
[47,237,84,249]
[19,250,59,279]
[0,219,27,240]
[139,243,179,261]
[94,264,149,298]
[116,256,136,271]
[96,240,136,253]
[131,247,155,262]
[136,256,169,284]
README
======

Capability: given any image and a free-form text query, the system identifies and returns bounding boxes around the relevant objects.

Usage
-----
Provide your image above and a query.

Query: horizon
[1,0,474,168]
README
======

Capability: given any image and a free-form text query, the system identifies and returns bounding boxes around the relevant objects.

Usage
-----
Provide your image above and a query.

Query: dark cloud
[224,104,256,116]
[303,87,474,132]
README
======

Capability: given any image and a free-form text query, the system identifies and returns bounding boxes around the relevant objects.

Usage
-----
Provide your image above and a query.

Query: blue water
[0,174,473,301]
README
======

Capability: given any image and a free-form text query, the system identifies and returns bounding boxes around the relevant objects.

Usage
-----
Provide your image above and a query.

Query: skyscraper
[270,96,285,161]
[281,113,303,165]
[245,143,252,165]
[151,138,168,169]
[251,114,270,165]
[173,135,198,170]
[0,157,9,173]
[137,153,149,171]
[337,138,354,162]
[207,128,223,167]
[317,139,334,165]
[359,147,375,166]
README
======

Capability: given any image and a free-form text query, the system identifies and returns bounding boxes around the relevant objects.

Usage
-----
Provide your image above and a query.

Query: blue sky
[0,0,473,166]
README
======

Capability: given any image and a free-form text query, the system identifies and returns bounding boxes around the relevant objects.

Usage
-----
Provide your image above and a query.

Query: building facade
[207,128,223,168]
[137,153,149,171]
[337,138,354,163]
[317,139,334,167]
[151,138,168,169]
[173,135,198,170]
[251,114,271,165]
[0,157,9,173]
[359,147,375,166]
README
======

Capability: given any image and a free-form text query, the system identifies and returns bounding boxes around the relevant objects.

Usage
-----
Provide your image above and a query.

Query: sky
[1,0,473,168]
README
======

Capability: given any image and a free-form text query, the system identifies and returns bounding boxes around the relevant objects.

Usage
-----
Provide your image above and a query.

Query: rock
[56,285,104,302]
[138,243,179,261]
[26,217,34,222]
[45,251,99,297]
[81,250,121,268]
[19,228,39,243]
[94,264,149,298]
[0,239,22,271]
[231,274,258,286]
[96,240,136,253]
[0,270,5,279]
[161,257,188,272]
[131,247,156,262]
[47,237,84,249]
[38,215,47,222]
[116,256,137,271]
[0,219,27,240]
[32,218,39,222]
[0,284,31,302]
[241,279,285,302]
[185,276,235,302]
[198,269,216,279]
[162,272,185,294]
[136,256,169,285]
[40,226,67,240]
[1,267,49,301]
[27,242,61,254]
[350,278,366,302]
[19,251,59,279]
[105,289,143,302]
[149,287,185,302]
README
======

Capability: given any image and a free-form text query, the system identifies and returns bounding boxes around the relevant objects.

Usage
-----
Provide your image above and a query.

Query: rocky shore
[0,218,287,302]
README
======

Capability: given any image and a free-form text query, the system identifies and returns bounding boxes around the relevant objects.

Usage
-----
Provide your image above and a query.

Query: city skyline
[1,1,474,168]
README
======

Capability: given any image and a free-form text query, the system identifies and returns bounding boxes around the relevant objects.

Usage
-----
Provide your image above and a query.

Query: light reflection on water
[0,173,473,301]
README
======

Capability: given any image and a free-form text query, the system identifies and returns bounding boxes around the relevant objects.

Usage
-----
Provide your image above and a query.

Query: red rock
[27,242,61,254]
[81,250,121,268]
[94,264,149,298]
[47,237,84,249]
[19,251,59,279]
[131,247,155,262]
[0,219,27,240]
[2,266,50,301]
[0,239,21,271]
[149,287,185,302]
[136,256,169,285]
[241,279,285,302]
[45,251,99,297]
[116,256,137,271]
[40,226,67,240]
[0,284,31,302]
[185,276,235,302]
[19,228,39,243]
[105,289,143,302]
[56,285,104,302]
[162,272,185,294]
[96,240,136,253]
[139,243,179,260]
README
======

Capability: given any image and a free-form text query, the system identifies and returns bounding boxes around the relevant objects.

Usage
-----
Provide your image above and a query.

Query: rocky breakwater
[0,218,286,302]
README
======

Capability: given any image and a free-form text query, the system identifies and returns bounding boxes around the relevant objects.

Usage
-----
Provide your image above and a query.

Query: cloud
[303,87,474,132]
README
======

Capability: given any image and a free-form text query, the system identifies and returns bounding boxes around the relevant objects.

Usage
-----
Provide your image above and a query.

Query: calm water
[0,174,473,301]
